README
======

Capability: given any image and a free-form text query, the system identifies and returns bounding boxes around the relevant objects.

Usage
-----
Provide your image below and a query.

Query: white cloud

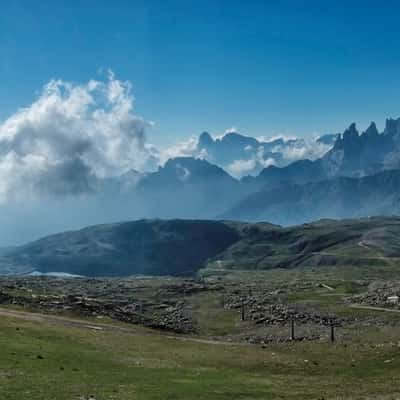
[159,136,199,165]
[271,140,330,163]
[224,126,239,134]
[257,134,298,143]
[261,157,276,168]
[226,147,276,178]
[0,71,153,203]
[226,159,256,177]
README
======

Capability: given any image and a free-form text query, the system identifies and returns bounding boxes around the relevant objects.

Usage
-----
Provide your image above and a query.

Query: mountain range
[1,116,400,245]
[223,169,400,225]
[193,130,337,177]
[130,117,400,226]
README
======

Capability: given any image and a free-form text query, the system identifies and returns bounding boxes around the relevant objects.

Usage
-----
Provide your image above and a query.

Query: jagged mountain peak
[384,117,400,137]
[342,122,359,141]
[198,131,214,147]
[191,129,335,178]
[164,156,223,171]
[363,121,379,138]
[320,125,359,152]
[153,157,238,185]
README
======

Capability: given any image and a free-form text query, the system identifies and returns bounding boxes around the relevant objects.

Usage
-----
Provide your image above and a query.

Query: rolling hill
[212,217,400,270]
[0,219,240,277]
[1,217,400,277]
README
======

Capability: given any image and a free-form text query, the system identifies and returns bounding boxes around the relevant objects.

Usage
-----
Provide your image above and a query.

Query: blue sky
[1,0,400,146]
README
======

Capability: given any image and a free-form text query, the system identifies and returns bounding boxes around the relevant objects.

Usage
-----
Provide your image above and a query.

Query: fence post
[241,298,245,321]
[330,319,335,343]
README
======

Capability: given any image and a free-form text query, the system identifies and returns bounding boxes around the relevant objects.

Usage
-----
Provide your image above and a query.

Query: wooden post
[241,298,245,321]
[330,320,335,343]
[290,318,295,341]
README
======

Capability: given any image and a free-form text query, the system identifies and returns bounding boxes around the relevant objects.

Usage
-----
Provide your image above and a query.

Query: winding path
[0,307,242,346]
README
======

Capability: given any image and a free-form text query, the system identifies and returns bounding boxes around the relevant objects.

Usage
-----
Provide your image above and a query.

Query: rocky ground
[0,274,398,343]
[346,280,400,308]
[0,276,209,334]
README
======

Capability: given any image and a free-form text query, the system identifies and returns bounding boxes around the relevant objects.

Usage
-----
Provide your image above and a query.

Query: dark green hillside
[2,220,239,277]
[209,217,400,270]
[2,217,400,277]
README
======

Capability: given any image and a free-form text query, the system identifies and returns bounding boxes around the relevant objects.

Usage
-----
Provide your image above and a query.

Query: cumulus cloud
[159,136,199,165]
[0,71,153,203]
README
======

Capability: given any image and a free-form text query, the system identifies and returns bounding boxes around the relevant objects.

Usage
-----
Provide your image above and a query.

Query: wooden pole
[290,318,295,341]
[138,301,143,323]
[330,320,335,343]
[241,298,245,321]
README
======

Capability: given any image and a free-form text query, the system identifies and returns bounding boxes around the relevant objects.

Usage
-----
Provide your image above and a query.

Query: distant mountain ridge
[222,169,400,225]
[321,118,400,177]
[193,130,337,177]
[135,157,248,219]
[118,117,400,226]
[240,118,400,192]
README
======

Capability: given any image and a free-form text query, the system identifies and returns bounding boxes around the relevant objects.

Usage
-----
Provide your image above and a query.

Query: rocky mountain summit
[321,119,400,177]
[195,130,336,177]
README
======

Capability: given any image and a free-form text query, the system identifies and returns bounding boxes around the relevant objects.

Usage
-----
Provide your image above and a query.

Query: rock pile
[224,292,348,327]
[347,281,400,308]
[0,289,196,334]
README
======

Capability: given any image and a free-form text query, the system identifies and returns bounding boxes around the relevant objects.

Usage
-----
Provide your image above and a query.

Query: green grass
[0,314,400,399]
[1,263,400,399]
[189,291,240,336]
[205,264,400,284]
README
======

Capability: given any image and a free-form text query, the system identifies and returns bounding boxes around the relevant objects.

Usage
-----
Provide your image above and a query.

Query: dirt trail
[349,304,400,313]
[0,307,241,347]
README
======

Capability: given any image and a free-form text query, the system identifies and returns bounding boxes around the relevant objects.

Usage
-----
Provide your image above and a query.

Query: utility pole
[290,318,295,341]
[138,301,143,323]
